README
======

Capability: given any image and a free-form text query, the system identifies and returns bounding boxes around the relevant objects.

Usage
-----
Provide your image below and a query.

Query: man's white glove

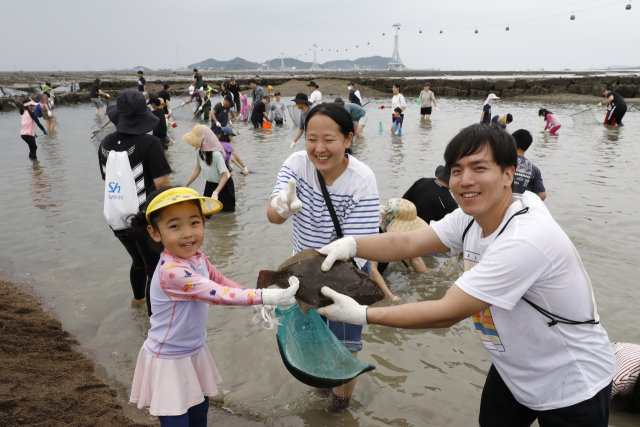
[197,106,203,112]
[290,141,296,151]
[47,110,53,118]
[242,165,249,175]
[317,236,357,271]
[106,94,111,98]
[435,107,440,112]
[262,276,299,306]
[316,287,368,325]
[270,179,302,219]
[597,102,603,107]
[212,191,219,200]
[215,121,222,128]
[143,91,147,97]
[181,102,185,106]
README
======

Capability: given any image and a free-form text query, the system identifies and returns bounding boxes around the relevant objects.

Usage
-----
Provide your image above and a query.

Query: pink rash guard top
[545,113,561,129]
[144,250,263,359]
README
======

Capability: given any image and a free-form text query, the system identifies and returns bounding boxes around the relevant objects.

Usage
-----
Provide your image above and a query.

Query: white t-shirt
[272,151,379,268]
[391,94,406,110]
[430,199,614,411]
[309,90,322,108]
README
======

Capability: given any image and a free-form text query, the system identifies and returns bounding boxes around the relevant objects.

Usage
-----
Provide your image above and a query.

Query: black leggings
[21,135,37,159]
[113,229,161,316]
[606,105,627,125]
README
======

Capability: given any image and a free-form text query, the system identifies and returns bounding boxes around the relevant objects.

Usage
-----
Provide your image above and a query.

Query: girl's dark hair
[199,149,213,166]
[538,108,553,118]
[219,133,231,143]
[621,374,640,413]
[506,113,513,123]
[92,78,101,87]
[304,103,354,155]
[221,82,227,90]
[19,98,30,115]
[393,83,403,93]
[444,123,517,172]
[394,107,402,114]
[126,186,204,252]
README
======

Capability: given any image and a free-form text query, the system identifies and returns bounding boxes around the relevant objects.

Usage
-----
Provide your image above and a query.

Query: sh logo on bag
[108,182,123,200]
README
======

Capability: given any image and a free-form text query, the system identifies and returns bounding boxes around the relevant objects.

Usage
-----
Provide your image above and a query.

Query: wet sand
[0,276,276,427]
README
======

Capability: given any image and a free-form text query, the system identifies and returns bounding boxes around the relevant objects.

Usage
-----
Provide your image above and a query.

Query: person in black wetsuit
[148,96,172,150]
[599,87,627,126]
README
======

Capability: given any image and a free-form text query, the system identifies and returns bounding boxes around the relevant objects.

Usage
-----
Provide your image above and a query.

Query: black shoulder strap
[316,169,360,269]
[462,219,475,243]
[316,169,344,239]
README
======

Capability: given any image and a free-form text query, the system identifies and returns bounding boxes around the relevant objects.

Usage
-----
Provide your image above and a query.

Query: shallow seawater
[1,96,639,426]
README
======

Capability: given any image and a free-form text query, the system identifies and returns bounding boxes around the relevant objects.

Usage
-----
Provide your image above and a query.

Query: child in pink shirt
[19,99,47,160]
[539,108,561,133]
[127,186,298,426]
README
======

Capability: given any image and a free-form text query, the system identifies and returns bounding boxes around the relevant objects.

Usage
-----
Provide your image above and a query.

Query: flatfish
[257,248,384,313]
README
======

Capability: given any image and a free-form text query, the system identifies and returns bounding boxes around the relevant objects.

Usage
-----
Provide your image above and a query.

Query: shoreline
[0,274,274,427]
[1,72,637,112]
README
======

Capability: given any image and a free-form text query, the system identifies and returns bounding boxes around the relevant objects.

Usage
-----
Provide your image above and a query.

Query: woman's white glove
[270,179,302,219]
[212,191,219,200]
[317,236,357,271]
[47,110,53,118]
[316,287,368,325]
[290,141,296,151]
[242,165,249,175]
[262,276,299,306]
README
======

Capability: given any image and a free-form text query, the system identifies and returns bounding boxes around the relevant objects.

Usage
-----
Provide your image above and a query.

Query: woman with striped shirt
[267,103,379,411]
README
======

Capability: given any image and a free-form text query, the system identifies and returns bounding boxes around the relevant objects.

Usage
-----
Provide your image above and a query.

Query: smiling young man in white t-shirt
[316,124,615,426]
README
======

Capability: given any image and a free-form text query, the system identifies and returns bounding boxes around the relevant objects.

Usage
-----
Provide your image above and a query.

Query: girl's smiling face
[147,201,205,258]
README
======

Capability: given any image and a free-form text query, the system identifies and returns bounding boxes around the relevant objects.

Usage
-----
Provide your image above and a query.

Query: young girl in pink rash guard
[539,108,562,134]
[127,186,297,427]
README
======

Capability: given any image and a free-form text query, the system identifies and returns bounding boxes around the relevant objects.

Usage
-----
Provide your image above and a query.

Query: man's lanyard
[462,207,599,327]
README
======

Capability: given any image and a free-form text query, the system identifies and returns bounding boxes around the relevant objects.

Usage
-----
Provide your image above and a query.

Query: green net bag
[275,304,375,389]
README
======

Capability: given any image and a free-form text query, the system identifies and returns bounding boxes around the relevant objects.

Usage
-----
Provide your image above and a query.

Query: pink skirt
[130,345,222,416]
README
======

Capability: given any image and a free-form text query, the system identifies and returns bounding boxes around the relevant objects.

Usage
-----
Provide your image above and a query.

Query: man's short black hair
[263,95,270,101]
[444,124,517,172]
[605,87,613,92]
[137,70,143,74]
[249,79,257,84]
[512,129,533,152]
[163,84,170,90]
[506,113,513,123]
[193,68,198,72]
[224,95,233,102]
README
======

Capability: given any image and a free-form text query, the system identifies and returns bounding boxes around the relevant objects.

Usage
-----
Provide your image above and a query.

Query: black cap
[147,96,161,106]
[307,81,319,88]
[107,90,159,135]
[435,165,451,183]
[334,97,344,104]
[348,81,355,86]
[274,91,281,96]
[230,77,236,80]
[291,92,312,106]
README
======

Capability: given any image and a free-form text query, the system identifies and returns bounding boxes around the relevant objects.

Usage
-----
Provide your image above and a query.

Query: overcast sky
[2,0,638,72]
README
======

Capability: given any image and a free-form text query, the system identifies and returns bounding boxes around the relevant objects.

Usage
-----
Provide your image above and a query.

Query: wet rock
[444,88,460,97]
[613,85,637,98]
[567,85,585,94]
[514,79,531,89]
[543,78,571,88]
[549,86,568,94]
[431,87,446,96]
[501,88,525,97]
[483,80,495,91]
[591,84,607,96]
[525,86,549,96]
[469,79,486,90]
[469,89,488,98]
[617,76,635,85]
[494,79,515,91]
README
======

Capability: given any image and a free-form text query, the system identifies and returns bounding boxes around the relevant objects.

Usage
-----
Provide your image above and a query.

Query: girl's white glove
[270,179,302,219]
[262,276,299,306]
[212,191,219,200]
[317,236,357,271]
[290,141,296,151]
[316,287,368,325]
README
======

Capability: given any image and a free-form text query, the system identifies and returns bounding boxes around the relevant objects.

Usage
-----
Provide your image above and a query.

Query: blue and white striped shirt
[272,152,379,267]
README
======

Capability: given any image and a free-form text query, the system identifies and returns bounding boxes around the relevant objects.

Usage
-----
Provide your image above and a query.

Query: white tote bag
[103,151,139,230]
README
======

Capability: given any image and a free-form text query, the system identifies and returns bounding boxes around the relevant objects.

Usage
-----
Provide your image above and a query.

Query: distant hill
[188,56,396,71]
[131,66,154,72]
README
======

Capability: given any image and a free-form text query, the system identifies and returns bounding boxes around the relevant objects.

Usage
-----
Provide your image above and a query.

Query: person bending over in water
[267,103,380,411]
[491,113,512,129]
[539,108,561,134]
[128,186,297,427]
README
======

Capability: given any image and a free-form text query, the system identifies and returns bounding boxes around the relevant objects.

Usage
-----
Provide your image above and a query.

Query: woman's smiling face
[147,201,205,258]
[305,114,351,176]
